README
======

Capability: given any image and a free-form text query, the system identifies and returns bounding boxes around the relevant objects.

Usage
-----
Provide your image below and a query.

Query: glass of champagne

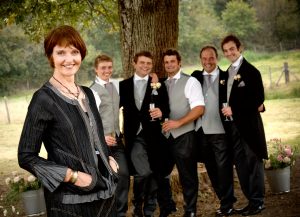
[149,103,155,121]
[222,102,230,121]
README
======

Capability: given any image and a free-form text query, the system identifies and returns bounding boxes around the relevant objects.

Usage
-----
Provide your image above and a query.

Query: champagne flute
[222,102,230,121]
[149,103,155,121]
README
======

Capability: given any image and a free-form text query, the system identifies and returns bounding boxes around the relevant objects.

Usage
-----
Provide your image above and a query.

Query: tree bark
[118,0,179,78]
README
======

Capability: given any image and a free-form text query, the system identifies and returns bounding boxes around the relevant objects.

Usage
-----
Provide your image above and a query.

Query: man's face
[95,61,113,82]
[222,41,241,63]
[133,56,153,77]
[201,48,218,73]
[163,55,181,77]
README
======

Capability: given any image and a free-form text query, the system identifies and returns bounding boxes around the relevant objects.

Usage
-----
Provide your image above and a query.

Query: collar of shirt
[134,74,149,82]
[167,68,182,81]
[232,55,243,68]
[203,67,219,81]
[95,76,110,86]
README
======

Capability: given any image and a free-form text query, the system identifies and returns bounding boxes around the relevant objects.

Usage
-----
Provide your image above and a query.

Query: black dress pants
[196,128,236,210]
[131,134,157,216]
[167,131,198,213]
[227,122,265,207]
[110,137,130,217]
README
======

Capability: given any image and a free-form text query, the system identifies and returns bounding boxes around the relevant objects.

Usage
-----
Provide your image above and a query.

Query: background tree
[221,0,260,43]
[117,0,178,76]
[252,0,300,50]
[0,25,50,95]
[179,0,226,64]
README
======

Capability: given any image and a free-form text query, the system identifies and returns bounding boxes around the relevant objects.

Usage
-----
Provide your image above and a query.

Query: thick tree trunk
[118,0,179,78]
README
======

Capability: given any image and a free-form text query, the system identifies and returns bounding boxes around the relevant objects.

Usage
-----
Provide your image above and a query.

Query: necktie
[167,78,176,95]
[203,74,212,93]
[228,65,236,79]
[206,74,213,86]
[105,82,113,96]
[227,65,236,102]
[136,79,146,109]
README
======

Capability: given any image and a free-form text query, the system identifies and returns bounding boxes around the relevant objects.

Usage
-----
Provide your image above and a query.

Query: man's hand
[149,72,159,83]
[149,107,162,119]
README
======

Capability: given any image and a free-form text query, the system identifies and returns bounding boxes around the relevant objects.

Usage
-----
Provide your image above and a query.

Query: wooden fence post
[283,62,289,84]
[269,66,272,89]
[4,96,11,124]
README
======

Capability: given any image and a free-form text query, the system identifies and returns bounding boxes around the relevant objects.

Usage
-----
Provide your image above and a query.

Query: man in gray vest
[90,54,129,217]
[162,49,205,217]
[192,46,236,217]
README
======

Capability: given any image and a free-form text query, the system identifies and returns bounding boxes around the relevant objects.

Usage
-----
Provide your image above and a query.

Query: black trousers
[196,128,236,210]
[131,132,176,216]
[227,122,265,207]
[110,137,130,217]
[167,131,198,213]
[131,134,157,216]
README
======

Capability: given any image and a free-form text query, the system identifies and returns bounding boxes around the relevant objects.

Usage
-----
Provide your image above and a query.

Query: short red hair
[44,25,87,68]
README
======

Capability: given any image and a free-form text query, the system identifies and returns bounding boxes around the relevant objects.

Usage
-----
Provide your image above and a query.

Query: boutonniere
[150,82,161,95]
[220,80,225,85]
[234,74,241,81]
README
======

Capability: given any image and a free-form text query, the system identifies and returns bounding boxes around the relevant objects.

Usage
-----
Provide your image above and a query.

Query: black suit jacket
[119,76,171,175]
[191,67,227,122]
[225,58,268,160]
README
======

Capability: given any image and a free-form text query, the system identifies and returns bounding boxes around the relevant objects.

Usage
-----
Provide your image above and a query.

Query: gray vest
[90,82,120,136]
[165,73,195,138]
[195,74,225,134]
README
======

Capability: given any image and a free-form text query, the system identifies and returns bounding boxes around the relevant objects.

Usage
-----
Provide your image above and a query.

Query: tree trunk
[118,0,179,78]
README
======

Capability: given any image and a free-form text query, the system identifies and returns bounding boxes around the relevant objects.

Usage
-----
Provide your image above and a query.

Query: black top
[18,82,117,204]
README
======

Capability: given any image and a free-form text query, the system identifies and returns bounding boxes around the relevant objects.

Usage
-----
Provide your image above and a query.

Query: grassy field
[0,96,299,176]
[0,49,299,193]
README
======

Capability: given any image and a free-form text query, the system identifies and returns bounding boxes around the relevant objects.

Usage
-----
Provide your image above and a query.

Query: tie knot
[168,78,176,85]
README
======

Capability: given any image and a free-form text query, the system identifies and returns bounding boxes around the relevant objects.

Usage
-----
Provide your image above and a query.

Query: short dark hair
[94,54,113,68]
[221,34,241,51]
[200,45,218,58]
[133,51,153,63]
[162,48,181,62]
[44,25,87,68]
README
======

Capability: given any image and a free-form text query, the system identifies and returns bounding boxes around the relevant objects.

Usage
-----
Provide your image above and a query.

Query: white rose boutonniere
[220,80,225,85]
[234,74,241,81]
[150,82,161,95]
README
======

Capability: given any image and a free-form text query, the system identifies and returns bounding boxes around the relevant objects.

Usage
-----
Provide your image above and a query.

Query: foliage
[179,0,226,64]
[0,25,51,96]
[0,0,119,42]
[4,172,41,203]
[252,0,300,50]
[221,0,260,43]
[264,138,296,170]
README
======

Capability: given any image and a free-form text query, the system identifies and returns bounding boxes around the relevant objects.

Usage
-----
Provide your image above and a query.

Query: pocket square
[238,81,245,87]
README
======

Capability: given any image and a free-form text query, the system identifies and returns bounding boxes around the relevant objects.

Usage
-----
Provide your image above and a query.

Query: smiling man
[191,46,236,217]
[220,35,268,216]
[119,51,175,217]
[162,48,205,217]
[90,54,129,217]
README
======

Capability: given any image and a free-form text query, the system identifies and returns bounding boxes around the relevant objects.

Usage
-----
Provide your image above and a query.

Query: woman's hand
[64,168,92,187]
[74,171,92,187]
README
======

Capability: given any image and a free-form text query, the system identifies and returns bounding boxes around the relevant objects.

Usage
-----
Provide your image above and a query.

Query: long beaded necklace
[52,76,80,99]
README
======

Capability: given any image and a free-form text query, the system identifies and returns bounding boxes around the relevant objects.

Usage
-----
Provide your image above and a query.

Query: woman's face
[52,44,82,77]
